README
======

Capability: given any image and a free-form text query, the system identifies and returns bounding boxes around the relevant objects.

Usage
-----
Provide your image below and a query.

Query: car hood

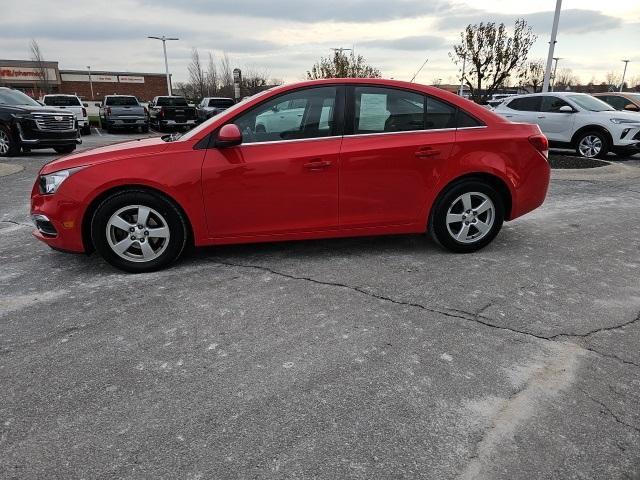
[3,104,73,115]
[41,137,170,174]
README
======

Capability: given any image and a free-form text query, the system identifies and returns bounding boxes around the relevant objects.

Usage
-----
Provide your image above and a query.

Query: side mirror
[95,102,101,107]
[559,105,574,113]
[624,103,639,112]
[215,124,242,148]
[83,103,88,107]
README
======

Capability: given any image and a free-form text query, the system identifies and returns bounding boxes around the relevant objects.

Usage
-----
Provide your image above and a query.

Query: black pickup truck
[0,87,80,157]
[148,96,197,132]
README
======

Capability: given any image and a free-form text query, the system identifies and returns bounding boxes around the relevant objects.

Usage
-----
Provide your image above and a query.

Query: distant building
[0,59,170,101]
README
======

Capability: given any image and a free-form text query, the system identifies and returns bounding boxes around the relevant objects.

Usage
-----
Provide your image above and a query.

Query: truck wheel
[0,125,20,157]
[54,145,76,154]
[82,125,91,135]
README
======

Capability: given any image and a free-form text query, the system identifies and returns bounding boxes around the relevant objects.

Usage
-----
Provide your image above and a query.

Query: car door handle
[537,115,546,119]
[303,160,332,170]
[415,147,440,159]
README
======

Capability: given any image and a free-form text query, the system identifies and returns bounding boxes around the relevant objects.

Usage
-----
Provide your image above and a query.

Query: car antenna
[410,59,429,83]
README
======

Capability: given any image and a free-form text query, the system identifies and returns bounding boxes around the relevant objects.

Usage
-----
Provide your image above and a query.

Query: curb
[551,162,640,181]
[0,163,24,178]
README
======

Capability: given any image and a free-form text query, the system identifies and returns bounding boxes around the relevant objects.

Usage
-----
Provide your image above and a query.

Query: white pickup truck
[42,94,90,135]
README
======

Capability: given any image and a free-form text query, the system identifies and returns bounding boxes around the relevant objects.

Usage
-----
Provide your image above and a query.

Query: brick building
[0,59,170,101]
[59,69,170,101]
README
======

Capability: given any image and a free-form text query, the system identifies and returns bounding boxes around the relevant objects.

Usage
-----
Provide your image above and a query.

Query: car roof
[43,94,78,97]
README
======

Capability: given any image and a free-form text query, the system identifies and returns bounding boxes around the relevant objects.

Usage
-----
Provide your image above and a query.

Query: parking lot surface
[1,132,639,479]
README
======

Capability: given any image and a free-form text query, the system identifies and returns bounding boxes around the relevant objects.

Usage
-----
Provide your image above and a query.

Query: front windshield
[626,94,640,103]
[568,95,615,112]
[0,89,40,107]
[178,88,275,142]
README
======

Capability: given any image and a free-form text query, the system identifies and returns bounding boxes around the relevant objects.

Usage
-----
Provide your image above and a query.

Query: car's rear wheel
[575,131,609,159]
[429,180,504,253]
[91,190,188,273]
[0,125,20,157]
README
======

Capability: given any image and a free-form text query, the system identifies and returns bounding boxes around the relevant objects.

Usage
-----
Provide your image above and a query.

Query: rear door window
[507,97,542,112]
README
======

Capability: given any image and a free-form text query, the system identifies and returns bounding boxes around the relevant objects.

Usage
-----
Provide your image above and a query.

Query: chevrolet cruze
[31,79,551,272]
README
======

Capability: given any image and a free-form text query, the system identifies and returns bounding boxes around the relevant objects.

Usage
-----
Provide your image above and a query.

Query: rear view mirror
[95,103,101,107]
[624,103,639,112]
[559,105,574,113]
[215,124,242,148]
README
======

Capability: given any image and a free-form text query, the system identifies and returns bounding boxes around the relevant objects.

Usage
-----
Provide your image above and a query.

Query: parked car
[593,92,640,113]
[42,94,90,135]
[487,93,517,108]
[30,78,550,272]
[196,97,235,123]
[0,87,80,157]
[148,96,197,131]
[494,92,640,158]
[99,95,148,133]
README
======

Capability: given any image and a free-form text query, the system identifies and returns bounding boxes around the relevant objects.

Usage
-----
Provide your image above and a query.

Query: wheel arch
[429,172,513,226]
[571,125,613,149]
[81,184,195,253]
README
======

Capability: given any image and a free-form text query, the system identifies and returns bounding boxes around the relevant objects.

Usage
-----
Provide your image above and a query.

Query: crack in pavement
[548,312,640,340]
[211,260,640,370]
[0,220,32,228]
[578,387,640,436]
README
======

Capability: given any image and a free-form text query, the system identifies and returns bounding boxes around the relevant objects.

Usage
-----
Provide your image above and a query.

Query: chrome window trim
[237,126,488,147]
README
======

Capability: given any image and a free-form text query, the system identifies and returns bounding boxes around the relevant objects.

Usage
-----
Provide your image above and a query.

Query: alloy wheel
[0,130,10,155]
[445,192,495,244]
[105,205,170,263]
[578,135,603,158]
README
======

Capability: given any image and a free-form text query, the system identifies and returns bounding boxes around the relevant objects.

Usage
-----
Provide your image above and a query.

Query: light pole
[87,66,94,100]
[148,35,179,95]
[620,59,630,92]
[542,0,562,92]
[551,57,562,92]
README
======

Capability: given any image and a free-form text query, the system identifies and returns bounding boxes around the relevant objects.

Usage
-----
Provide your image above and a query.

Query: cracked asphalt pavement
[1,133,640,479]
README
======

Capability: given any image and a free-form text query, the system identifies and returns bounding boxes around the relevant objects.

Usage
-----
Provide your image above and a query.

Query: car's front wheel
[575,131,609,159]
[429,180,504,253]
[0,125,20,157]
[91,190,188,273]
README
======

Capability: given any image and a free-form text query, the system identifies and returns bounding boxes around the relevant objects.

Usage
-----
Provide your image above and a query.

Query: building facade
[0,59,170,101]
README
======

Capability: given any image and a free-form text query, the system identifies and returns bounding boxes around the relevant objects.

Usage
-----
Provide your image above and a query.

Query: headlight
[610,118,640,125]
[38,167,84,194]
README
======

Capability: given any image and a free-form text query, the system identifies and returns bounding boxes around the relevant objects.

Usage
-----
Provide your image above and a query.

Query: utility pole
[542,0,562,92]
[620,60,630,92]
[551,57,561,92]
[148,35,179,95]
[87,66,94,100]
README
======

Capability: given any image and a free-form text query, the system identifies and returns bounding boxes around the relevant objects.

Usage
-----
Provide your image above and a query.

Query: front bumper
[17,121,81,147]
[30,189,86,253]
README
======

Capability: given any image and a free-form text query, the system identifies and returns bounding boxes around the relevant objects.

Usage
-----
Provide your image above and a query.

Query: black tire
[575,130,609,159]
[82,125,91,135]
[91,190,188,273]
[142,126,149,134]
[0,125,20,157]
[429,179,504,253]
[54,145,76,154]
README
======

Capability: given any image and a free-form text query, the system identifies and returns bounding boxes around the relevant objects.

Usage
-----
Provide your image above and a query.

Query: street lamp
[147,35,179,96]
[87,66,94,100]
[542,0,562,92]
[551,57,562,92]
[620,60,630,92]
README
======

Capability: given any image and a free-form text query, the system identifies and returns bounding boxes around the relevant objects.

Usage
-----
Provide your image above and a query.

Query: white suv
[494,92,640,158]
[42,94,91,135]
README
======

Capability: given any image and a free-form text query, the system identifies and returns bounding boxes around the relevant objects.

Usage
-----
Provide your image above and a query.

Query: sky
[1,0,639,86]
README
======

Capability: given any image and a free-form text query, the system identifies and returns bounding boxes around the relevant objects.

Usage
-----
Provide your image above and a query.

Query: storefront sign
[0,66,57,82]
[119,75,144,84]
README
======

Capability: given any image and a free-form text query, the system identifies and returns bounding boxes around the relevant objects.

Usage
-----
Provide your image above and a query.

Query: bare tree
[629,75,640,91]
[205,52,219,96]
[450,19,536,103]
[187,48,206,99]
[218,53,234,97]
[307,50,381,79]
[29,39,51,96]
[519,59,545,93]
[554,68,578,90]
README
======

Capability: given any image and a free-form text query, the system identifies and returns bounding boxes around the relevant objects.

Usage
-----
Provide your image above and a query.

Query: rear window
[208,99,234,108]
[457,110,483,128]
[105,96,139,106]
[43,96,81,107]
[507,97,542,112]
[157,97,188,106]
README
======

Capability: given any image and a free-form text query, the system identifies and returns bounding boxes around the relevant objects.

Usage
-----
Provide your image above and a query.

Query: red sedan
[30,79,550,272]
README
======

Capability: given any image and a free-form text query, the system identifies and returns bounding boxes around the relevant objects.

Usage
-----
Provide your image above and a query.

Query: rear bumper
[160,119,197,127]
[104,117,148,128]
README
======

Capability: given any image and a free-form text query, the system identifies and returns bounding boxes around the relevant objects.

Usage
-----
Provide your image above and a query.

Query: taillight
[529,134,549,159]
[159,108,164,118]
[82,107,87,117]
[144,106,148,115]
[106,106,112,116]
